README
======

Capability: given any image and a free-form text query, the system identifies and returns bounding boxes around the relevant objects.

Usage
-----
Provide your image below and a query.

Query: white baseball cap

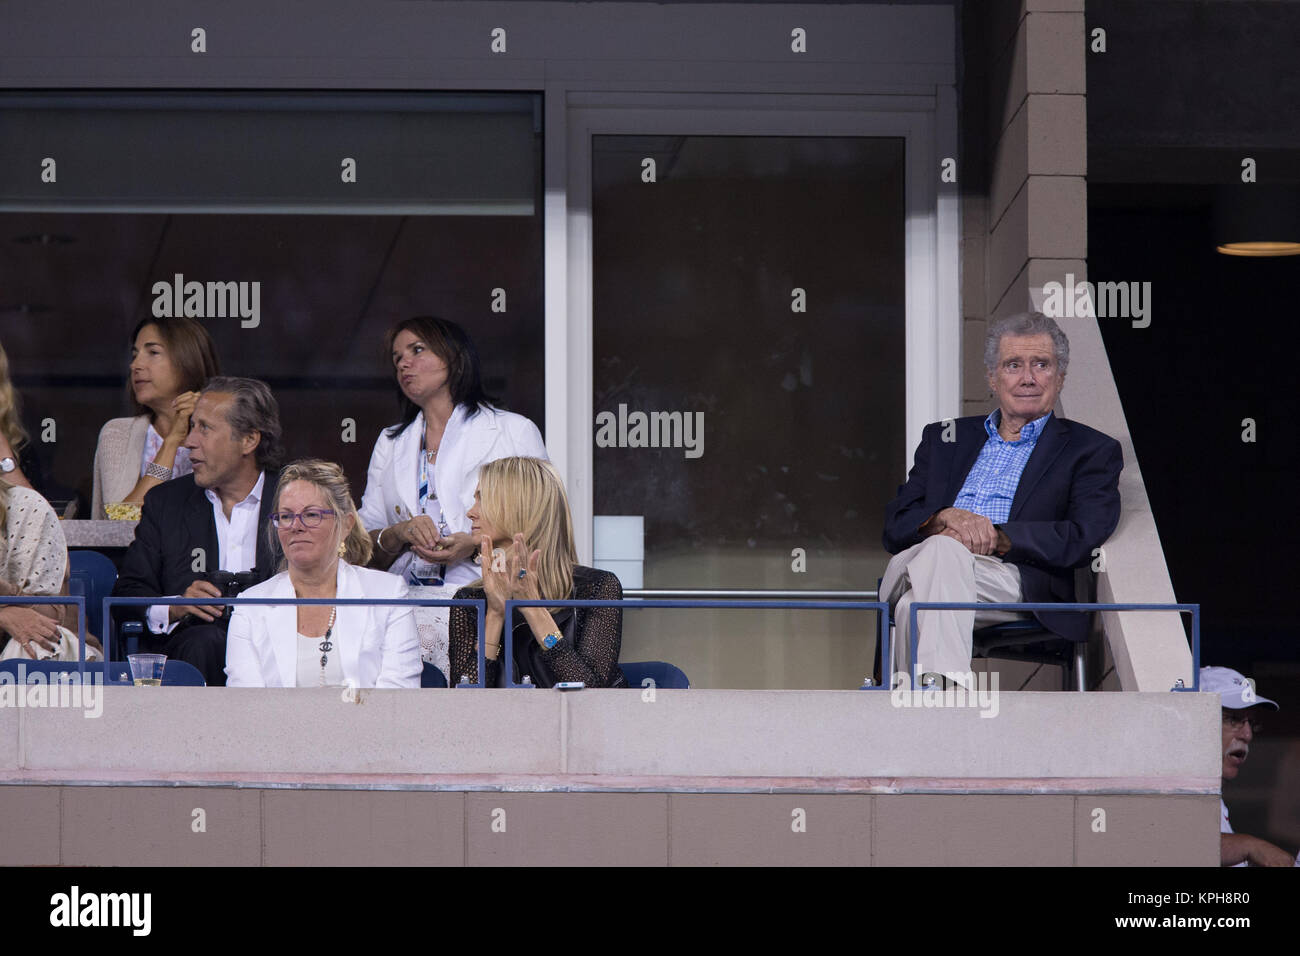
[1201,666,1278,711]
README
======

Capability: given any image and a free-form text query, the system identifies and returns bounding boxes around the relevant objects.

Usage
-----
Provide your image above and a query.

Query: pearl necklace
[317,606,338,686]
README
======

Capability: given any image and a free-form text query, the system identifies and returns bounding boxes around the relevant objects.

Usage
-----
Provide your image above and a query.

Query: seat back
[619,660,690,689]
[157,660,206,686]
[0,660,100,682]
[2,660,207,687]
[99,660,207,686]
[67,549,118,639]
[421,662,448,688]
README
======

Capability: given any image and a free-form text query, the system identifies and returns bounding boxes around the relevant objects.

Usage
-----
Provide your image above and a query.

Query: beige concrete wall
[0,785,1217,866]
[963,0,1191,691]
[1,687,1220,780]
[0,686,1221,864]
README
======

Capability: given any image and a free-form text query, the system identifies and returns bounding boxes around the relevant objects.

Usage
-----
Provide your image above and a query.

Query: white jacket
[357,404,547,586]
[224,561,421,688]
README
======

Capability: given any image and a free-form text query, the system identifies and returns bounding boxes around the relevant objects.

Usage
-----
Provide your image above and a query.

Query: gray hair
[200,376,284,471]
[984,311,1070,375]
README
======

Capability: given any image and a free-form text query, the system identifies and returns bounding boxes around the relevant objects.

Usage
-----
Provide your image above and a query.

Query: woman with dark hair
[358,316,546,679]
[91,316,220,519]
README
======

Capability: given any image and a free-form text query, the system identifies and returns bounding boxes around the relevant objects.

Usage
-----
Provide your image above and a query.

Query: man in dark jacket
[881,312,1122,686]
[113,377,283,686]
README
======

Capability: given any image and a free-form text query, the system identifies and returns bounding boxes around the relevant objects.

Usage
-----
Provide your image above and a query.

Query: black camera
[206,570,260,619]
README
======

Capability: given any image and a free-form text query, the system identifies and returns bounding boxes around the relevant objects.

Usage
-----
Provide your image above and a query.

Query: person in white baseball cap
[1202,666,1292,867]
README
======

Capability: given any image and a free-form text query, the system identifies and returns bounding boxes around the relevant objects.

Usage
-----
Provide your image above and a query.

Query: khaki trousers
[881,534,1024,683]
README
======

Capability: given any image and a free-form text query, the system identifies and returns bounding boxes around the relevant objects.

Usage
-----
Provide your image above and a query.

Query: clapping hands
[479,533,541,614]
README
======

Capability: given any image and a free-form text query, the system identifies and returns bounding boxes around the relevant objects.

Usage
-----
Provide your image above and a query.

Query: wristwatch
[541,631,563,650]
[0,458,14,473]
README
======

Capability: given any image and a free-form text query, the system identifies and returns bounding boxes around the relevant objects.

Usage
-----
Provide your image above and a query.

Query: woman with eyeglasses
[225,459,420,688]
[358,316,546,685]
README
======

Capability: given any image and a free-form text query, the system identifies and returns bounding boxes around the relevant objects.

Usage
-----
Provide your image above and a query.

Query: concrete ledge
[62,519,137,548]
[0,771,1220,795]
[565,689,1218,779]
[6,688,1219,782]
[1,682,1221,866]
[17,686,563,775]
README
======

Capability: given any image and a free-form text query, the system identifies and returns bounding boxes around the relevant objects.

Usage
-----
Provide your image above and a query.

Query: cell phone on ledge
[555,682,586,691]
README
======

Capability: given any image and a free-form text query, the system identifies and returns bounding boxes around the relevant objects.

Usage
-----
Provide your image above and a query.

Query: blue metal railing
[68,593,1197,692]
[907,601,1200,691]
[98,595,888,688]
[101,596,488,686]
[502,598,890,689]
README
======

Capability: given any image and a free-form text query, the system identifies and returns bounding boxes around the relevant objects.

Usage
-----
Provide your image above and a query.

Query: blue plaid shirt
[952,410,1052,524]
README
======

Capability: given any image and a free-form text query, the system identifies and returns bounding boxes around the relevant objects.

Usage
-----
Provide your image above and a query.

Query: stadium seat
[975,567,1095,691]
[0,660,98,682]
[421,662,448,688]
[105,660,207,686]
[619,661,690,689]
[67,549,117,645]
[119,620,144,660]
[973,619,1087,691]
[879,576,1091,691]
[0,659,206,686]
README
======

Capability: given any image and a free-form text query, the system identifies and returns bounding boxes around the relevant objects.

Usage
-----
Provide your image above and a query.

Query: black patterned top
[449,565,628,688]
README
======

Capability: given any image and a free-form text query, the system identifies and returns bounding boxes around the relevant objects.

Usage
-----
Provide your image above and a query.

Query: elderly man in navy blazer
[881,311,1122,687]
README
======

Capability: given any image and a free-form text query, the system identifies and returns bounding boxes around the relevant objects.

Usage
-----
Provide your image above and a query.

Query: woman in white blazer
[225,459,420,688]
[358,316,546,681]
[91,316,220,518]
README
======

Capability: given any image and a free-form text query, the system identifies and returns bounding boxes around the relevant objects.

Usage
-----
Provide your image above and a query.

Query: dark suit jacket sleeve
[999,435,1123,571]
[111,484,170,619]
[882,422,941,554]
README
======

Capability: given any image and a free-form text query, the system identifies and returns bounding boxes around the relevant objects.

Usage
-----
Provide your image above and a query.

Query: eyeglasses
[1222,711,1264,734]
[271,509,337,530]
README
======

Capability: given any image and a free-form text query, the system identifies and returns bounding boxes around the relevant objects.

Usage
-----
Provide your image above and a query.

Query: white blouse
[296,631,346,687]
[2,485,66,596]
[141,423,193,479]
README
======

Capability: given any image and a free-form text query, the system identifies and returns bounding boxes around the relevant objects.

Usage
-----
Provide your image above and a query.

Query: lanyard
[418,432,450,535]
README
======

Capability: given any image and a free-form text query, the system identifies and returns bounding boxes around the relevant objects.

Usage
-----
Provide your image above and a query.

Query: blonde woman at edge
[448,457,626,689]
[225,460,420,688]
[0,341,37,491]
[0,478,103,661]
